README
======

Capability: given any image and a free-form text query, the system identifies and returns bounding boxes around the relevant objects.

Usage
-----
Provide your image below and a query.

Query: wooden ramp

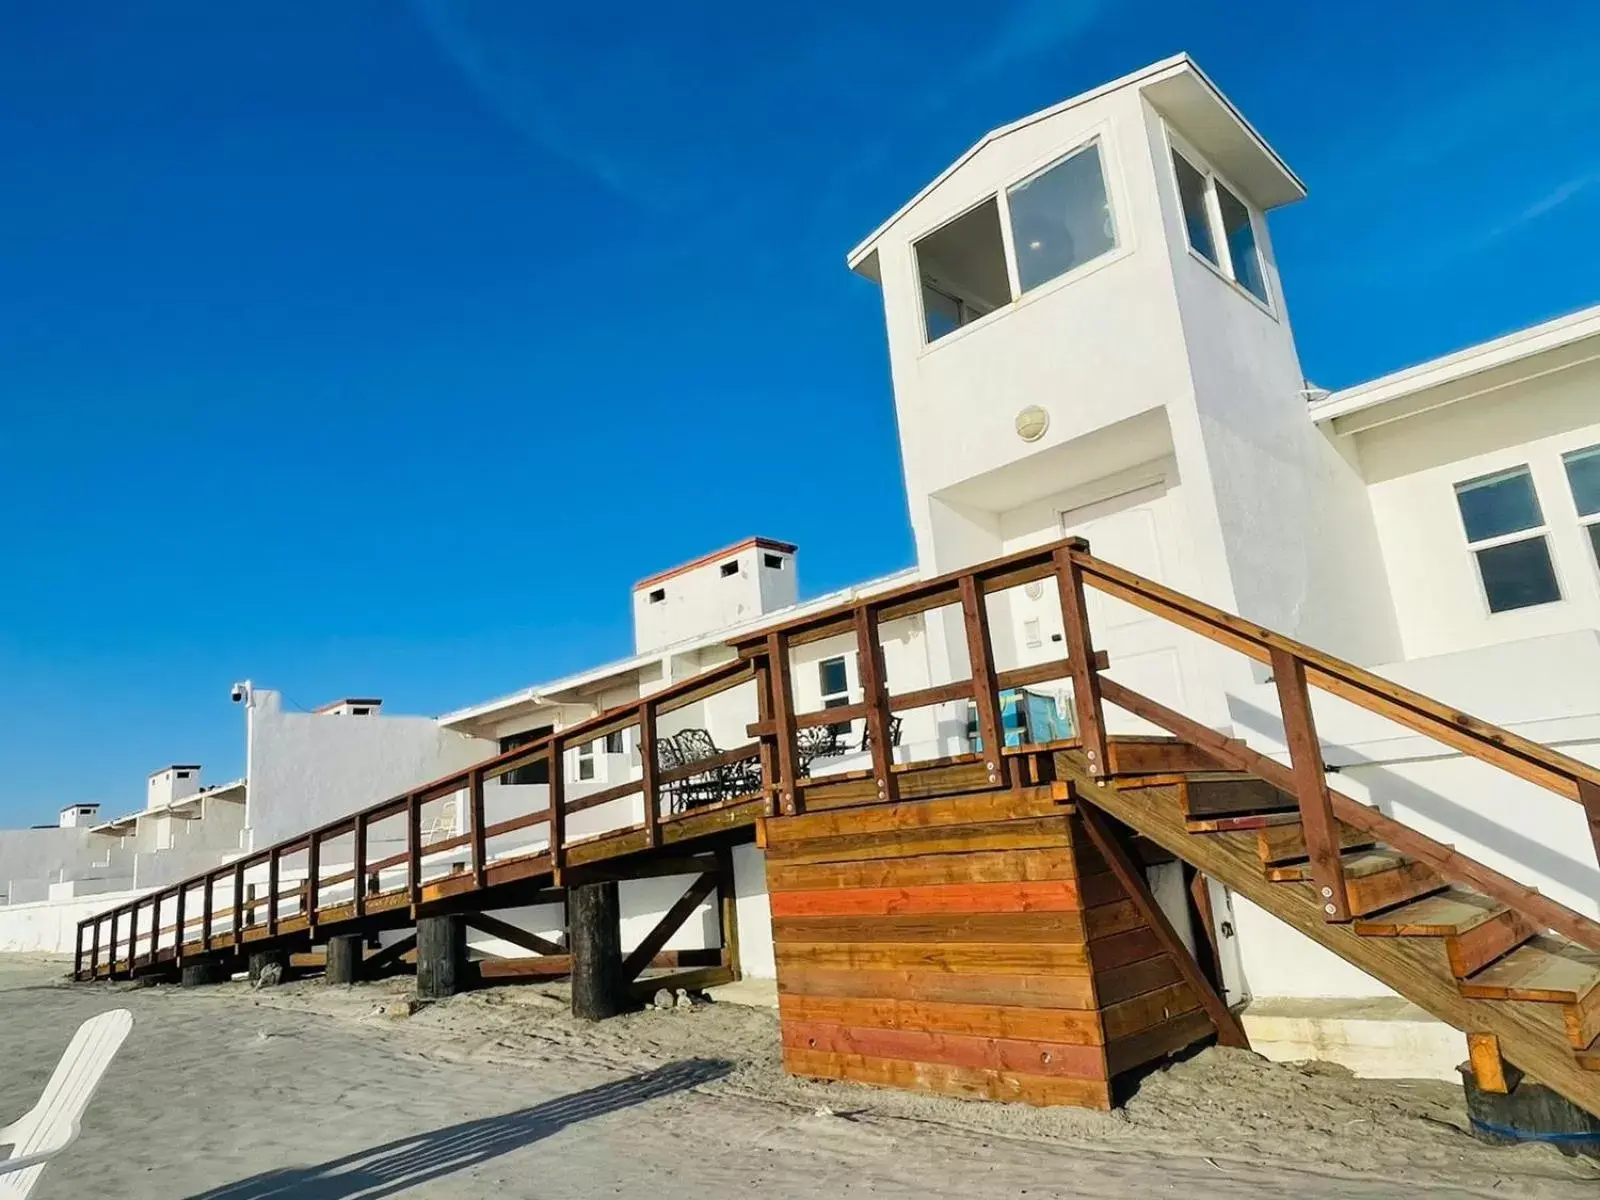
[71,538,1600,1118]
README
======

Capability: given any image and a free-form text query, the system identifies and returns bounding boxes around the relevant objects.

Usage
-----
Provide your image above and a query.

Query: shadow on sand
[185,1057,731,1199]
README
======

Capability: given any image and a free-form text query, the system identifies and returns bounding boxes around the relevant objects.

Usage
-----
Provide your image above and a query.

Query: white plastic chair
[0,1009,133,1198]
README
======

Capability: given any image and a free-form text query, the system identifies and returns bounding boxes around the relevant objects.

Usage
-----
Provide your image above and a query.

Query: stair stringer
[1052,749,1600,1120]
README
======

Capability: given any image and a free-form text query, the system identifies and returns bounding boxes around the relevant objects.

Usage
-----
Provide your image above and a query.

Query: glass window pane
[921,285,960,342]
[1563,444,1600,517]
[1006,143,1116,293]
[1455,467,1543,542]
[1215,182,1267,303]
[1171,151,1217,265]
[1475,537,1560,612]
[818,657,847,698]
[1588,522,1600,570]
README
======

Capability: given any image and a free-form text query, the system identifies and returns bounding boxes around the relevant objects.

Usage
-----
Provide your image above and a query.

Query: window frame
[1563,443,1600,575]
[575,739,597,782]
[1452,463,1564,616]
[817,654,854,736]
[910,126,1131,353]
[1164,126,1276,317]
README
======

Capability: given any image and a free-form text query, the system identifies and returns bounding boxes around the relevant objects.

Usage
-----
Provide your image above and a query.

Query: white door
[1057,478,1193,735]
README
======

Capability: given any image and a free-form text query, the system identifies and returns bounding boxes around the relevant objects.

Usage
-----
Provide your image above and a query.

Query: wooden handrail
[1068,546,1600,805]
[78,534,1600,978]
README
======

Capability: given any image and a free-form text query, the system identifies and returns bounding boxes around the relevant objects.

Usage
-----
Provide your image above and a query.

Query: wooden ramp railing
[75,538,1600,1102]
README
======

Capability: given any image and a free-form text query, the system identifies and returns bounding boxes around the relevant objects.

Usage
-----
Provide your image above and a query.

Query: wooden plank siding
[766,790,1215,1109]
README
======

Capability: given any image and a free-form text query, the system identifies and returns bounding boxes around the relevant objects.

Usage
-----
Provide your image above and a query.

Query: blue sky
[1,1,1596,822]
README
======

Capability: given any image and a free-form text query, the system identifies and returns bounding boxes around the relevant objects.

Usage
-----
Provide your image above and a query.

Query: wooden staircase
[1056,751,1600,1115]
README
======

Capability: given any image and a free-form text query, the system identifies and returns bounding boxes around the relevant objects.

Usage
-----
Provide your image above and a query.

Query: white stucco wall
[245,690,495,851]
[1346,362,1600,660]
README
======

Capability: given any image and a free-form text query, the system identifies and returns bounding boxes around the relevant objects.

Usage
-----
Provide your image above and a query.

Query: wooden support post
[1054,544,1109,779]
[1467,1032,1522,1095]
[267,847,281,937]
[548,743,567,878]
[106,911,118,978]
[1077,803,1250,1050]
[766,631,801,815]
[173,885,186,966]
[1271,647,1351,923]
[854,605,900,807]
[1581,779,1600,889]
[202,873,215,952]
[73,923,84,982]
[232,861,245,946]
[462,912,564,957]
[90,915,101,979]
[753,658,779,814]
[959,576,1004,789]
[306,833,321,935]
[325,934,364,985]
[248,948,289,987]
[416,915,469,1000]
[353,816,368,918]
[127,903,139,973]
[469,767,487,890]
[569,880,624,1020]
[1185,865,1227,995]
[717,846,741,982]
[407,793,422,910]
[181,959,230,987]
[640,701,661,848]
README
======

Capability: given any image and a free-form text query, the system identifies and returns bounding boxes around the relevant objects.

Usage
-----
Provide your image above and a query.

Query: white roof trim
[1310,303,1600,425]
[846,53,1303,270]
[437,567,920,729]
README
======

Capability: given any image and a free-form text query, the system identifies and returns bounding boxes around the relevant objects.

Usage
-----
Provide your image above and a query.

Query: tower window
[720,561,739,577]
[764,553,784,570]
[648,588,666,604]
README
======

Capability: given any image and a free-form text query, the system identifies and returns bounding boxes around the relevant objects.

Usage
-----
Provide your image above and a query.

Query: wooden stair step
[1266,848,1409,883]
[1255,820,1375,866]
[1178,774,1297,820]
[1579,1032,1600,1072]
[1267,849,1446,918]
[1461,937,1600,1050]
[1351,889,1541,979]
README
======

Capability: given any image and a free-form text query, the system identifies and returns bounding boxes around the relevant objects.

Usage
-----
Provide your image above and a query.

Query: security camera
[230,681,250,704]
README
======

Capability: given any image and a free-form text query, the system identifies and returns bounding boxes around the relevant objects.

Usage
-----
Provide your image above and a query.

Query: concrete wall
[245,689,494,851]
[0,885,146,954]
[633,543,797,654]
[0,827,114,905]
[1345,361,1600,660]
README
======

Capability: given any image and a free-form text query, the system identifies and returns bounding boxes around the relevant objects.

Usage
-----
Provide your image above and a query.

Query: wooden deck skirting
[72,538,1600,1116]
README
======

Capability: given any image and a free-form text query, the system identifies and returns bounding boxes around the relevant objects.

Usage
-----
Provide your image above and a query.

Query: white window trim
[1453,464,1565,617]
[818,655,853,708]
[1563,443,1600,576]
[911,125,1133,355]
[575,739,597,782]
[1164,125,1276,318]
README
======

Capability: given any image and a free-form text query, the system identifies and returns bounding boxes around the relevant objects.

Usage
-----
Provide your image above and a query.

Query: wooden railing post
[174,885,186,966]
[233,861,246,946]
[1054,544,1109,779]
[353,816,368,918]
[407,793,422,910]
[267,847,281,937]
[90,915,102,979]
[753,657,779,815]
[469,768,487,889]
[549,741,567,877]
[765,631,801,815]
[640,701,661,848]
[1272,647,1350,922]
[854,605,901,806]
[128,902,139,973]
[202,873,215,951]
[306,833,320,933]
[959,576,1004,789]
[73,922,84,982]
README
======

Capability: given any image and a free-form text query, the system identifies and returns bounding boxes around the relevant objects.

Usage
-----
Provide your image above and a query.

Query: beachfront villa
[6,56,1599,1109]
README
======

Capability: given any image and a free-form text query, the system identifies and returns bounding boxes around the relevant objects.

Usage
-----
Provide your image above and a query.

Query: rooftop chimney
[632,537,798,654]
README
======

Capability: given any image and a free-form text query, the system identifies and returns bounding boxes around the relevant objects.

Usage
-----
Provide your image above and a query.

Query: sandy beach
[2,955,1596,1199]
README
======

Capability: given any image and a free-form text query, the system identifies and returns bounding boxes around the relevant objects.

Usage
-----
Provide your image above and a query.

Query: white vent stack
[147,765,202,810]
[58,802,100,829]
[315,698,384,717]
[632,538,798,654]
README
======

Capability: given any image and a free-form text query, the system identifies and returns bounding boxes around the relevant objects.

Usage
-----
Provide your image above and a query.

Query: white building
[430,55,1600,1074]
[13,52,1596,1081]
